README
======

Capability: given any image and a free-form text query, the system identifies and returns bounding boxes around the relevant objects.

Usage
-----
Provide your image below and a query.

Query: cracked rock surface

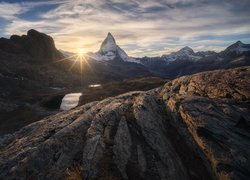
[0,66,249,180]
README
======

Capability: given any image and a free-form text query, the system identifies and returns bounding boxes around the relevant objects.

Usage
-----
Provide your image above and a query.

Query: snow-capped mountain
[87,33,137,62]
[139,41,250,77]
[99,32,117,56]
[195,50,217,57]
[161,46,202,62]
[224,41,250,54]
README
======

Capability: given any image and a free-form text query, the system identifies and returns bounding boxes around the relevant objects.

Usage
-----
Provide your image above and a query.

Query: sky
[0,0,250,57]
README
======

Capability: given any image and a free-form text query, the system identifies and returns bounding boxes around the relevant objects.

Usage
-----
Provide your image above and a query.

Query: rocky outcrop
[0,66,249,179]
[0,29,63,61]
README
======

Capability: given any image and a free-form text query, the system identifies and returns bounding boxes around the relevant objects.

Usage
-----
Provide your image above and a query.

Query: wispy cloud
[0,2,31,20]
[0,0,250,57]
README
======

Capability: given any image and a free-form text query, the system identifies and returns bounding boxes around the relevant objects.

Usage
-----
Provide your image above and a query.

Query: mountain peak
[175,46,195,56]
[235,40,243,45]
[89,33,137,62]
[107,32,115,42]
[179,46,194,53]
[161,46,201,62]
[107,32,113,37]
[99,32,117,54]
[225,40,250,54]
[228,41,244,48]
[183,46,192,50]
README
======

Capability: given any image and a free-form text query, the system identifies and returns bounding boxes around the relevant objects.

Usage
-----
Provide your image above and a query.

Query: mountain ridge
[139,40,250,77]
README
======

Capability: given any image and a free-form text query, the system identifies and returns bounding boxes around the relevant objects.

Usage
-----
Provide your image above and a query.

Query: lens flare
[54,48,93,87]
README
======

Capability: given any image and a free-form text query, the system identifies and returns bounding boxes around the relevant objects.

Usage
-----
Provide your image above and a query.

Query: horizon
[0,0,250,57]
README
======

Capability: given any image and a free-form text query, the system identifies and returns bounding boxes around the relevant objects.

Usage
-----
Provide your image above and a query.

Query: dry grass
[65,163,84,180]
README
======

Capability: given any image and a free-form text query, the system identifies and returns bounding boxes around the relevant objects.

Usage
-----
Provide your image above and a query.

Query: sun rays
[77,48,85,58]
[54,48,93,86]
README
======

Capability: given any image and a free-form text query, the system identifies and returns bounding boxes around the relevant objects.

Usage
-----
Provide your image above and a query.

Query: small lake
[52,84,101,111]
[88,84,102,88]
[60,93,82,110]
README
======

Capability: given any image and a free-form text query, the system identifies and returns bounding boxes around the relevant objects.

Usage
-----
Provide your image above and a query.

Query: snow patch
[162,46,202,62]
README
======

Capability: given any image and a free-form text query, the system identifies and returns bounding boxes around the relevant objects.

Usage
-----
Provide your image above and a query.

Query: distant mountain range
[138,40,250,63]
[61,32,250,78]
[161,46,216,62]
[1,29,250,83]
[80,32,250,78]
[137,40,250,77]
[0,29,250,85]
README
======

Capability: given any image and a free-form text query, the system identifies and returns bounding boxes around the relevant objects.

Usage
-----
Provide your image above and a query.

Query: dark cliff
[0,29,63,61]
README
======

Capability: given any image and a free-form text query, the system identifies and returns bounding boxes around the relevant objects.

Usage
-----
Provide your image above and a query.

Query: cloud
[1,0,250,57]
[0,1,65,20]
[0,2,30,20]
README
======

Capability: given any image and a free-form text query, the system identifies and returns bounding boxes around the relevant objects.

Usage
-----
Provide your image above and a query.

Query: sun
[77,48,85,58]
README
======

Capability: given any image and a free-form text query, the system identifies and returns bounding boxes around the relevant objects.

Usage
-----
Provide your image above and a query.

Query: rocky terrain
[0,66,249,180]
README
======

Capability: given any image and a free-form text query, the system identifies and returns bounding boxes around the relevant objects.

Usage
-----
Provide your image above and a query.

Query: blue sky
[0,0,250,57]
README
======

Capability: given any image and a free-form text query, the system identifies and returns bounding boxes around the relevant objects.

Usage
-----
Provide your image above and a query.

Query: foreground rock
[0,67,249,180]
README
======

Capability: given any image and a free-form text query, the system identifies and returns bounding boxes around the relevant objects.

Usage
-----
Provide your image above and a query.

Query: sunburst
[54,48,93,87]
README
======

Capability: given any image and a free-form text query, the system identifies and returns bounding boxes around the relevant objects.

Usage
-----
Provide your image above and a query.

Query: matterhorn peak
[106,32,116,43]
[107,32,113,37]
[99,32,117,54]
[88,32,137,62]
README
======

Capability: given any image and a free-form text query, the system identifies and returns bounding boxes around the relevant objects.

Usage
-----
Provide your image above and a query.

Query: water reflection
[88,84,101,88]
[60,93,82,110]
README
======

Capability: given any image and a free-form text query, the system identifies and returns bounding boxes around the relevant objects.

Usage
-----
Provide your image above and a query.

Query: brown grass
[65,163,84,180]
